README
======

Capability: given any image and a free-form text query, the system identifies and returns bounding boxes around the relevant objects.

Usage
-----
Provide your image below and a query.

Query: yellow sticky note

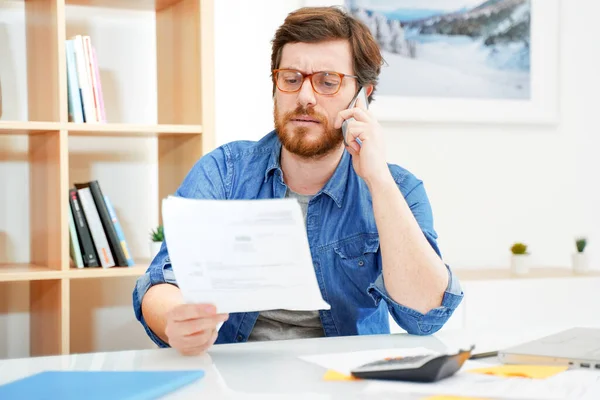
[467,364,568,379]
[322,370,359,381]
[422,396,491,400]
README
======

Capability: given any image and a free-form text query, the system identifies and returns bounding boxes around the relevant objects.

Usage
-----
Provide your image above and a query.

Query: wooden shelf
[66,122,202,136]
[0,264,148,282]
[0,121,61,135]
[0,264,64,282]
[65,0,183,11]
[0,121,202,137]
[455,267,600,281]
[0,0,215,357]
[66,265,148,279]
[11,0,183,12]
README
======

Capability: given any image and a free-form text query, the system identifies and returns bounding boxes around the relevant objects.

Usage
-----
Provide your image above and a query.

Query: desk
[0,328,589,399]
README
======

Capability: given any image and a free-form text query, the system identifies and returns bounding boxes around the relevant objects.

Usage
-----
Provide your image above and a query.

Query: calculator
[350,346,474,382]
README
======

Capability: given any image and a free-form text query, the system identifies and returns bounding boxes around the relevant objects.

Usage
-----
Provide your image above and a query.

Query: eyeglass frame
[272,68,359,96]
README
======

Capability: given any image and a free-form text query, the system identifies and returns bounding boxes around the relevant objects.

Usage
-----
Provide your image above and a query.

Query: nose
[296,77,316,109]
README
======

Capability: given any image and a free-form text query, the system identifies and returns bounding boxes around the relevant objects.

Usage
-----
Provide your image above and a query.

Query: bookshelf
[0,0,215,357]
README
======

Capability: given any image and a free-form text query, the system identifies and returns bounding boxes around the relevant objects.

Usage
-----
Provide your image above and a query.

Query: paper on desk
[467,364,568,379]
[364,364,600,400]
[299,347,440,377]
[300,347,600,399]
[161,196,330,314]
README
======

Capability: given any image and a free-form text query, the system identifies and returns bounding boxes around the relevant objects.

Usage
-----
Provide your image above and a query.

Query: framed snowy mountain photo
[302,0,559,125]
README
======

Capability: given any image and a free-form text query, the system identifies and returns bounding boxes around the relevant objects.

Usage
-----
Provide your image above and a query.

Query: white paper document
[365,368,600,400]
[161,196,330,314]
[299,348,600,399]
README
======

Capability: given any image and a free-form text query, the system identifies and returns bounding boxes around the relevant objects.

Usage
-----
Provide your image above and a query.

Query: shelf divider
[30,279,70,356]
[26,0,66,122]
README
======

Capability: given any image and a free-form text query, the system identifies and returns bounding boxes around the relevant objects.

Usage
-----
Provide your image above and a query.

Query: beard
[274,102,343,159]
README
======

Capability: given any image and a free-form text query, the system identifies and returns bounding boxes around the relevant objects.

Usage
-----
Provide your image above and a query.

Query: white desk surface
[0,327,589,399]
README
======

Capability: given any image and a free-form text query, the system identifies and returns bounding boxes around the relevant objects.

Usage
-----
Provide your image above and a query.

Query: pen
[469,351,498,360]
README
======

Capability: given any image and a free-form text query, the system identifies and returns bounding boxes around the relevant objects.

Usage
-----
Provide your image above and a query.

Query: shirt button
[237,335,244,342]
[358,260,365,267]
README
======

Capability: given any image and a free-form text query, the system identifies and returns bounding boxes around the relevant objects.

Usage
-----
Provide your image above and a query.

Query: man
[133,6,463,356]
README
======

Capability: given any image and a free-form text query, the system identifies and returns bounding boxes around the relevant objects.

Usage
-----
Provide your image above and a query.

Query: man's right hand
[164,303,229,356]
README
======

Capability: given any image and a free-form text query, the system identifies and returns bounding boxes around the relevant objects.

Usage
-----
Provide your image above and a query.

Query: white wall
[1,0,599,358]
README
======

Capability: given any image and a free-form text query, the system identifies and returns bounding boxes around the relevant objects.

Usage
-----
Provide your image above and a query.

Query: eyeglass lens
[276,70,342,95]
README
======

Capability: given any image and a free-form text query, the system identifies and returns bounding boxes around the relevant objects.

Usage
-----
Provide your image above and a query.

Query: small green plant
[576,237,587,253]
[510,242,528,255]
[150,225,164,242]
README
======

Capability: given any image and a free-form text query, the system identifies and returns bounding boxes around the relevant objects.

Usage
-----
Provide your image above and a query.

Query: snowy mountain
[406,0,530,42]
[350,0,530,71]
[471,0,514,12]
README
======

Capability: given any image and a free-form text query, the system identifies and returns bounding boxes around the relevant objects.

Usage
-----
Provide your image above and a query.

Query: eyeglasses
[272,69,358,96]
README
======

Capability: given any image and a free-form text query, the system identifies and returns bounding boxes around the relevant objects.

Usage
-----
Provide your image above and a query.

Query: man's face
[273,40,357,159]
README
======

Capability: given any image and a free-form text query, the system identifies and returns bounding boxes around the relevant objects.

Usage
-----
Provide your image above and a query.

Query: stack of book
[68,180,134,268]
[65,35,106,123]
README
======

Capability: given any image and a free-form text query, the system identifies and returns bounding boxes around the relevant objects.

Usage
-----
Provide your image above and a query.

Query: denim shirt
[132,130,464,347]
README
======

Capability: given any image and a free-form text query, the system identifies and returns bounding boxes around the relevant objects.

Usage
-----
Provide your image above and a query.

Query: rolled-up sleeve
[366,169,464,335]
[132,146,231,347]
[367,264,463,335]
[132,243,178,348]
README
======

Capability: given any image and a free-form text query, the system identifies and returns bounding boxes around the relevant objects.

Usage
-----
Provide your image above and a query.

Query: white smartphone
[341,86,368,147]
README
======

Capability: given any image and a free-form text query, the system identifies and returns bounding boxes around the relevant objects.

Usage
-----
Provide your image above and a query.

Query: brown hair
[271,6,383,102]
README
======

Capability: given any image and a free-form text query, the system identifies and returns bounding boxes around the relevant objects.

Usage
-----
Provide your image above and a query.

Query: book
[71,34,96,123]
[69,188,99,267]
[0,370,205,400]
[65,39,84,123]
[74,181,129,267]
[76,186,115,268]
[103,194,135,266]
[67,205,84,268]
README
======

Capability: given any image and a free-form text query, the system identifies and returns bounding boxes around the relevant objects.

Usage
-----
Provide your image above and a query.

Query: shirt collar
[264,134,282,182]
[264,134,350,208]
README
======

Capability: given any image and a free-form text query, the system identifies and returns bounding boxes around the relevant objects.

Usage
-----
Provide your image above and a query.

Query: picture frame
[301,0,560,125]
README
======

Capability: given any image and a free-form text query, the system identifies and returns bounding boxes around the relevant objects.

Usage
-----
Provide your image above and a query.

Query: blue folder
[0,370,205,400]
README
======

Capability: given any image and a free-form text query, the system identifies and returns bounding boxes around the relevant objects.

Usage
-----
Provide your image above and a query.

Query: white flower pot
[149,241,163,259]
[511,254,529,275]
[572,252,589,274]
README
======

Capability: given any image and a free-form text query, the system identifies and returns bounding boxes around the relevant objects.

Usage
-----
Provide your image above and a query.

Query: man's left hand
[334,95,391,186]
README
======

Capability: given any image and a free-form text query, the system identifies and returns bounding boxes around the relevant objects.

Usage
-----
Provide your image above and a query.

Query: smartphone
[341,86,368,147]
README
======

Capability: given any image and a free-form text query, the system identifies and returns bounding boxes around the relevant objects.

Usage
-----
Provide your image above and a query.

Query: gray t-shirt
[247,189,325,342]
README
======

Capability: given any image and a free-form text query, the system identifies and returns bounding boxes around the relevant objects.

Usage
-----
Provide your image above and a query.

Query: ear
[365,84,374,99]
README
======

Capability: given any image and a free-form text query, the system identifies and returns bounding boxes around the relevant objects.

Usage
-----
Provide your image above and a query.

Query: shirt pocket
[332,234,380,295]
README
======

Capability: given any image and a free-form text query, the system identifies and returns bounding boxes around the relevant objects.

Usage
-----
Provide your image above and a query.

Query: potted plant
[572,237,589,274]
[149,225,164,259]
[510,242,529,275]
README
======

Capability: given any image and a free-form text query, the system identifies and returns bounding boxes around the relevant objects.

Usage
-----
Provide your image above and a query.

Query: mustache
[283,106,327,124]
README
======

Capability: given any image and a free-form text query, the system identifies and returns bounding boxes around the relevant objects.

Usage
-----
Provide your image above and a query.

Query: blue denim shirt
[133,130,463,347]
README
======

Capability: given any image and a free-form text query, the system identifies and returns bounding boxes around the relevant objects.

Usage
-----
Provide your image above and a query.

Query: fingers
[165,303,228,356]
[174,328,218,356]
[335,107,370,129]
[172,327,212,349]
[345,139,361,154]
[342,121,368,150]
[346,143,360,156]
[167,317,224,356]
[169,313,229,337]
